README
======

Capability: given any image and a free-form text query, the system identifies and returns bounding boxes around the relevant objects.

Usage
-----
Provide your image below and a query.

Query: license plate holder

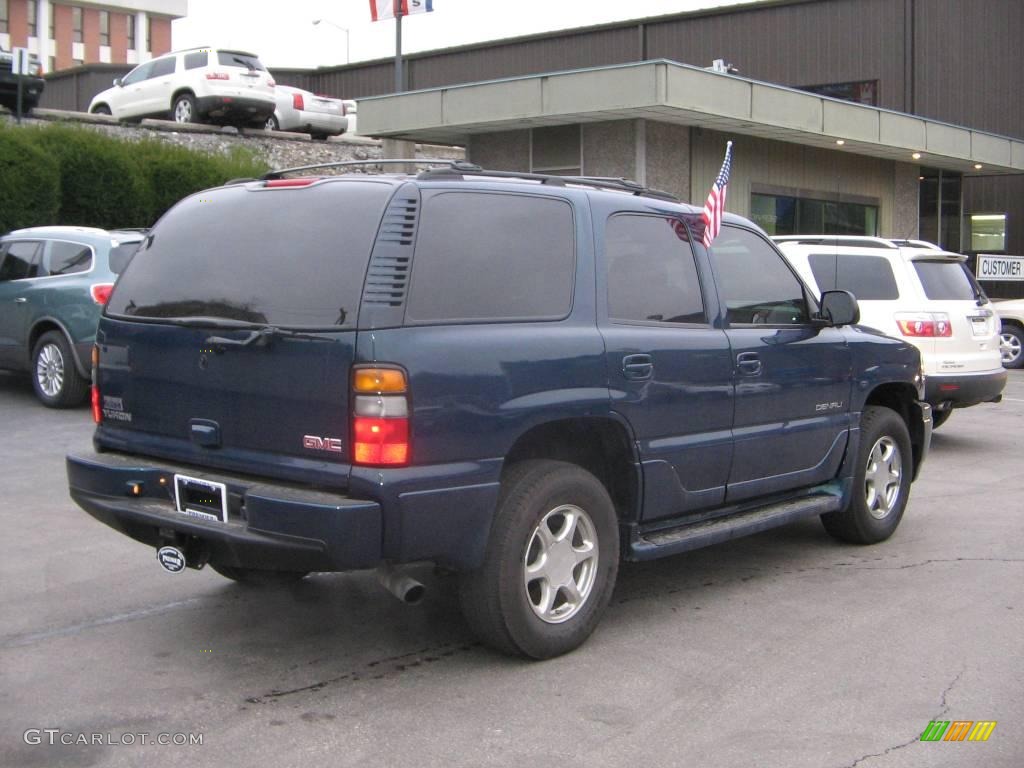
[970,316,987,336]
[173,475,228,523]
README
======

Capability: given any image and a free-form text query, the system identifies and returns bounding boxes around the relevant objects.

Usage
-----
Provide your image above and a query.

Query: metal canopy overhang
[358,60,1024,177]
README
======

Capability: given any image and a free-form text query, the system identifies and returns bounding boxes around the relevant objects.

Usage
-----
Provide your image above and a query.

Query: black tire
[821,406,912,544]
[172,93,197,124]
[211,564,309,586]
[91,104,111,115]
[459,460,619,659]
[31,331,89,408]
[1001,324,1024,369]
[931,409,952,429]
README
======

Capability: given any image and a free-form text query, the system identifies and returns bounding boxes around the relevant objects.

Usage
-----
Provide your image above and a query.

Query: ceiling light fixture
[836,139,845,146]
[912,152,922,160]
[973,163,983,170]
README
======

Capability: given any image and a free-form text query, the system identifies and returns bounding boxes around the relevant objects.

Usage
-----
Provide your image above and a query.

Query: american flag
[701,141,733,249]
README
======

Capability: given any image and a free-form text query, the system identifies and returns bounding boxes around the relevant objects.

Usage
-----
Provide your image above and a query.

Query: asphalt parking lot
[1,370,1021,768]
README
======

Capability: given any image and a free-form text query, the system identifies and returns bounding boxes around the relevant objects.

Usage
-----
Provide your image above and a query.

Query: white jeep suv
[775,236,1006,427]
[89,48,275,127]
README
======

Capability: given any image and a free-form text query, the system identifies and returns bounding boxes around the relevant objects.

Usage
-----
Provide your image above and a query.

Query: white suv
[89,48,275,127]
[775,236,1006,427]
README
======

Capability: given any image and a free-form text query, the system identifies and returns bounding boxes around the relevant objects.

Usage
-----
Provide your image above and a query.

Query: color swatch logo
[920,721,997,742]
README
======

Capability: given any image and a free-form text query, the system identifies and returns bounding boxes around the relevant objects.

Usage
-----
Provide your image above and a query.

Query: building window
[751,193,879,236]
[27,0,37,37]
[919,168,962,251]
[99,10,109,46]
[798,80,879,106]
[0,0,8,34]
[146,16,152,52]
[531,125,582,175]
[72,6,82,43]
[969,214,1007,252]
[126,15,135,49]
[48,0,54,39]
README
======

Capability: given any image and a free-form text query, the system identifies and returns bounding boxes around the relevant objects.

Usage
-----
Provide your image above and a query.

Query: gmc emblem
[303,435,344,453]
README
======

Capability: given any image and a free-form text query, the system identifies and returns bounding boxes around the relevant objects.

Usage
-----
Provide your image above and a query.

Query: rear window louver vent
[364,196,418,307]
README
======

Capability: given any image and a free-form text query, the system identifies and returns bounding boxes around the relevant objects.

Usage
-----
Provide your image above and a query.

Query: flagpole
[395,3,404,92]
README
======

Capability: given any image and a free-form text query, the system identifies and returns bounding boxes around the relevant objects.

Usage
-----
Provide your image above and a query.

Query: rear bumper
[67,451,382,572]
[67,449,503,572]
[195,95,274,121]
[924,369,1007,409]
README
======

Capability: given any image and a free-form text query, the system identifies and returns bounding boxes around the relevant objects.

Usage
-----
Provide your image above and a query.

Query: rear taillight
[205,72,229,80]
[895,312,952,337]
[352,366,410,466]
[292,92,304,110]
[90,283,114,305]
[91,344,101,424]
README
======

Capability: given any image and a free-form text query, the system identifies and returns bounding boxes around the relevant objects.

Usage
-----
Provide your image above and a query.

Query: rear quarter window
[106,181,394,327]
[46,241,94,276]
[405,191,575,323]
[809,253,900,300]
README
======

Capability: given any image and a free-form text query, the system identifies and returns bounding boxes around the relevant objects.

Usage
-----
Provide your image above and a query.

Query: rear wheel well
[864,383,921,473]
[503,419,638,521]
[171,89,197,111]
[28,321,63,364]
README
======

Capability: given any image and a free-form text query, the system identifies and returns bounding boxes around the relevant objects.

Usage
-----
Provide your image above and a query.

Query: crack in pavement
[837,668,964,768]
[245,642,481,704]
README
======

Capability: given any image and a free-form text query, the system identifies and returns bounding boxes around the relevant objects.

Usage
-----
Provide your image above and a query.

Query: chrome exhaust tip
[376,563,425,605]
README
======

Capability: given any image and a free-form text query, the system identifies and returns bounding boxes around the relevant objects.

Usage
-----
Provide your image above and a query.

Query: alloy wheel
[523,504,599,624]
[36,343,65,398]
[864,436,902,519]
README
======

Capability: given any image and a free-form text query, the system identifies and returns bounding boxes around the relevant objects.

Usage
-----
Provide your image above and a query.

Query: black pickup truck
[0,45,45,114]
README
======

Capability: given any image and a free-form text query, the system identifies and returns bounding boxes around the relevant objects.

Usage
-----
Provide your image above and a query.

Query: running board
[629,494,843,561]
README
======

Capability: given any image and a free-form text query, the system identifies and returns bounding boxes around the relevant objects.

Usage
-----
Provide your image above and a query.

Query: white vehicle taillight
[895,312,952,337]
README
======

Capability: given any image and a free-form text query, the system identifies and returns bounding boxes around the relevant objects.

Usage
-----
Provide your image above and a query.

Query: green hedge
[0,121,268,232]
[0,124,61,232]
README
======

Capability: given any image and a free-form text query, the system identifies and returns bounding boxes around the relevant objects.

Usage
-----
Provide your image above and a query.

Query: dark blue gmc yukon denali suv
[67,160,932,658]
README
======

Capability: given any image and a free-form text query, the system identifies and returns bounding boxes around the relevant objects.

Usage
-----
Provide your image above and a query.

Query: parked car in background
[0,227,145,407]
[88,48,275,127]
[265,84,348,138]
[343,100,357,134]
[994,299,1024,369]
[0,45,45,114]
[775,236,1006,427]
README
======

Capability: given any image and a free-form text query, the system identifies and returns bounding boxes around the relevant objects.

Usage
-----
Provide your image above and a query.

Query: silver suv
[88,48,275,127]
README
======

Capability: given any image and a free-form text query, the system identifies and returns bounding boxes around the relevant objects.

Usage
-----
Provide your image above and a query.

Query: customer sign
[977,255,1024,281]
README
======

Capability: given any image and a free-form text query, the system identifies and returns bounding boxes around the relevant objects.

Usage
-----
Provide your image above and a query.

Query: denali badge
[303,435,344,453]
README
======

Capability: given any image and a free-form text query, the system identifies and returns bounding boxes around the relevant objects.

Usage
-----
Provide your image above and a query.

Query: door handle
[622,354,654,381]
[736,352,762,376]
[14,297,27,303]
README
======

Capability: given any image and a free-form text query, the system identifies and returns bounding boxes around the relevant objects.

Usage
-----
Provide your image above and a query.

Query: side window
[184,51,208,70]
[407,192,575,323]
[606,215,706,324]
[0,241,41,281]
[46,241,94,276]
[121,61,153,85]
[149,56,177,78]
[809,253,899,300]
[710,227,810,325]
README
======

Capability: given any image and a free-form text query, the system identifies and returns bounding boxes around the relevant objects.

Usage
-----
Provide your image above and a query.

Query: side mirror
[113,78,123,87]
[818,290,860,326]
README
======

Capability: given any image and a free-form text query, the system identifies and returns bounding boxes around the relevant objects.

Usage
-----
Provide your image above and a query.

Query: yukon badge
[303,435,344,453]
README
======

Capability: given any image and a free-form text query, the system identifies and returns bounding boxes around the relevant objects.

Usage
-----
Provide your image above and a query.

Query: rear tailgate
[909,256,1001,375]
[96,178,397,486]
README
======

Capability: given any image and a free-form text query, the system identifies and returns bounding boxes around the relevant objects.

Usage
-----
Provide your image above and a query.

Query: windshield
[106,181,394,328]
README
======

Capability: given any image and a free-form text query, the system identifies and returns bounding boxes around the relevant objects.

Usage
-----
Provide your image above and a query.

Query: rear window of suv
[106,181,394,328]
[217,51,265,71]
[912,260,980,301]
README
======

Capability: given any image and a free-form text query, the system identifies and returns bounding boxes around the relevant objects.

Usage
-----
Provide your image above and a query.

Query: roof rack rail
[417,167,678,201]
[260,159,679,201]
[260,158,480,180]
[771,236,899,249]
